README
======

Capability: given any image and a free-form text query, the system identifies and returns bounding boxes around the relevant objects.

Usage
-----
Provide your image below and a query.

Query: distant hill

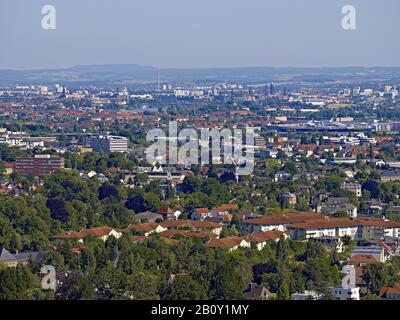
[1,64,400,86]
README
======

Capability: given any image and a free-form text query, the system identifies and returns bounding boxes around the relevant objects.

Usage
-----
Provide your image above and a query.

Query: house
[311,191,330,207]
[344,170,355,178]
[0,162,14,175]
[134,211,163,223]
[52,226,123,243]
[87,170,97,178]
[330,286,360,300]
[292,291,322,300]
[325,197,350,205]
[319,203,358,218]
[159,230,218,242]
[245,212,323,233]
[356,218,400,241]
[204,214,232,226]
[160,220,223,236]
[205,237,251,252]
[318,197,357,218]
[340,182,362,197]
[380,283,400,300]
[327,158,357,165]
[385,206,400,221]
[295,144,317,157]
[158,207,182,221]
[287,218,358,240]
[243,283,273,300]
[348,254,379,287]
[191,208,211,221]
[348,254,379,267]
[0,247,44,268]
[375,237,400,256]
[126,223,166,237]
[381,170,400,183]
[313,236,344,253]
[350,246,386,263]
[248,230,286,251]
[262,148,279,158]
[280,192,297,207]
[367,202,384,216]
[274,171,291,182]
[210,203,238,216]
[131,236,146,243]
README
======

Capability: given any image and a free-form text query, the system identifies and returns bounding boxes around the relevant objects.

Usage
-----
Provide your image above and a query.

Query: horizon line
[1,64,400,72]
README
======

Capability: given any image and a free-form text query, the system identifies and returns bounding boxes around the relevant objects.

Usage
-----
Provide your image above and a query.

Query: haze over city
[0,0,399,70]
[2,0,400,310]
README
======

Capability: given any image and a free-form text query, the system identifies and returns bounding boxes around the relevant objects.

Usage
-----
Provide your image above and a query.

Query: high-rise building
[269,82,275,95]
[264,85,269,96]
[343,88,351,96]
[16,154,65,177]
[90,135,128,153]
[384,85,392,93]
[352,87,361,96]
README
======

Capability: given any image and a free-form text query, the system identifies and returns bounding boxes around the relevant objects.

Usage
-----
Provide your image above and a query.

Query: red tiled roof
[52,226,121,239]
[132,236,146,242]
[159,230,218,240]
[52,231,86,240]
[245,212,322,226]
[205,237,248,249]
[380,283,400,298]
[355,218,400,228]
[158,207,175,215]
[288,218,357,230]
[126,223,161,233]
[160,220,221,229]
[348,254,379,266]
[249,230,285,243]
[82,226,122,237]
[194,208,210,214]
[213,204,238,213]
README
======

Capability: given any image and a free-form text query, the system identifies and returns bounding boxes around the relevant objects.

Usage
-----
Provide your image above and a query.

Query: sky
[0,0,399,70]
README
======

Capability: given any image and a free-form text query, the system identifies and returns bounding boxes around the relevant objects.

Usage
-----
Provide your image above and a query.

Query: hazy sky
[0,0,399,69]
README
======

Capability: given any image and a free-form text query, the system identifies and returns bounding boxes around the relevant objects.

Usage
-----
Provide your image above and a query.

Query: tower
[157,67,160,91]
[270,82,275,95]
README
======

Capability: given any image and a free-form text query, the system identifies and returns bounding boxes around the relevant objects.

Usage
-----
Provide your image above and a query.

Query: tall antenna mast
[157,67,160,91]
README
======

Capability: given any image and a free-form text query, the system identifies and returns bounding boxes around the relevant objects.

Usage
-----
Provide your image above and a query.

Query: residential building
[16,154,64,177]
[52,226,123,243]
[134,211,163,223]
[287,218,358,240]
[350,246,386,263]
[205,236,251,252]
[248,230,286,251]
[380,283,400,300]
[191,208,212,221]
[160,220,223,236]
[90,135,128,152]
[292,291,322,300]
[356,218,400,241]
[319,203,358,218]
[243,283,273,300]
[126,223,167,237]
[381,170,400,183]
[331,286,360,300]
[157,207,182,220]
[0,247,44,268]
[313,236,344,253]
[245,212,322,233]
[280,192,297,207]
[340,182,362,197]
